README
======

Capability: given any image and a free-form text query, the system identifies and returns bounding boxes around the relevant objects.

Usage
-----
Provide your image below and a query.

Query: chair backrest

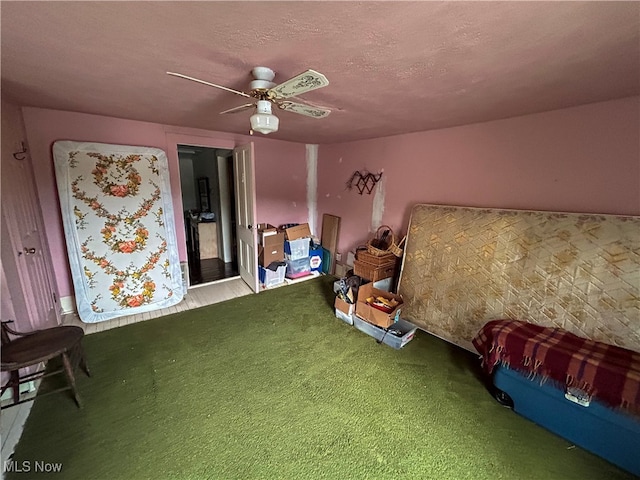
[1,322,11,346]
[1,321,19,346]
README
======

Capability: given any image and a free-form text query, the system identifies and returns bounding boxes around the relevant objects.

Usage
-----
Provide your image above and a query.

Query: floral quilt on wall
[53,141,184,323]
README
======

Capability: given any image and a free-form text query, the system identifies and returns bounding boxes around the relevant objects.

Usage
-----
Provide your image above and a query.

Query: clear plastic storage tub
[352,316,417,349]
[284,238,310,260]
[285,257,311,279]
[258,264,286,288]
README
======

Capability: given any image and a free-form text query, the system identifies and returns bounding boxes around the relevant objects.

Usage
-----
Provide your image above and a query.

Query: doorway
[178,145,238,286]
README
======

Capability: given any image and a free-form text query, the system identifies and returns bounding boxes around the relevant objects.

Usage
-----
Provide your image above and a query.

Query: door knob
[23,247,36,255]
[248,224,253,229]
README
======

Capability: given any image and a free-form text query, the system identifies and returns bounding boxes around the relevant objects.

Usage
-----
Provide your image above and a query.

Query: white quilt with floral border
[53,141,184,322]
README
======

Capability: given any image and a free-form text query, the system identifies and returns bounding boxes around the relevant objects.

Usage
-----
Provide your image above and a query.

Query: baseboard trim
[60,296,76,315]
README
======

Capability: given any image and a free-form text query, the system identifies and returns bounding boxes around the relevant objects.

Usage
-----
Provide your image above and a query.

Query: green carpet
[6,277,634,479]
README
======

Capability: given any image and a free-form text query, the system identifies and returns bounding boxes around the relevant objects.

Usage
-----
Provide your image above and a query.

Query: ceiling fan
[167,67,331,135]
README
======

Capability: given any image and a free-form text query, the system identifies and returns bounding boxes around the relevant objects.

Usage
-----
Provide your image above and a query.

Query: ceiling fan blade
[166,72,251,98]
[219,103,256,115]
[270,69,329,99]
[278,101,331,118]
[282,95,327,109]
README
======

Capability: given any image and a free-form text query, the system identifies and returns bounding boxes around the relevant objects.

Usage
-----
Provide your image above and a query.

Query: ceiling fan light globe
[250,112,279,135]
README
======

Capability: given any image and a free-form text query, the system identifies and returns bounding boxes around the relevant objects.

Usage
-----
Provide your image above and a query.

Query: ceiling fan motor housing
[250,79,276,91]
[250,66,276,92]
[252,66,275,81]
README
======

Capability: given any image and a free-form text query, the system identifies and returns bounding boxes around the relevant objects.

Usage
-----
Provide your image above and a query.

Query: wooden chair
[1,320,90,409]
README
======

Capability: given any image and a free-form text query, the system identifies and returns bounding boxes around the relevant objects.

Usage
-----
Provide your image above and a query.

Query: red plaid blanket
[472,320,640,414]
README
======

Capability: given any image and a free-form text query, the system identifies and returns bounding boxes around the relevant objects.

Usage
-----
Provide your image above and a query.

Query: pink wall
[21,108,308,298]
[19,97,640,299]
[318,97,640,255]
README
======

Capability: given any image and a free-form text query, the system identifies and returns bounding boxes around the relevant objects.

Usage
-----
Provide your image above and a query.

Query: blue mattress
[493,365,640,476]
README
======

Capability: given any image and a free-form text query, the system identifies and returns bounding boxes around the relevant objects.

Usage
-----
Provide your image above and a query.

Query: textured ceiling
[1,2,638,144]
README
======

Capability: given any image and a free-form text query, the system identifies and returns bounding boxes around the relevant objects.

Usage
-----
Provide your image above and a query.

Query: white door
[1,111,60,330]
[233,144,259,293]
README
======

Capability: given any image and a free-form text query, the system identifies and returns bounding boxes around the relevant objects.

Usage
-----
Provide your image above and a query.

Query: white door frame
[233,143,259,293]
[165,132,259,292]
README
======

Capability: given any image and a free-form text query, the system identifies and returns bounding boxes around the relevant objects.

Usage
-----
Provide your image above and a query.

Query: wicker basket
[357,249,396,266]
[389,236,406,257]
[353,259,397,282]
[366,226,395,257]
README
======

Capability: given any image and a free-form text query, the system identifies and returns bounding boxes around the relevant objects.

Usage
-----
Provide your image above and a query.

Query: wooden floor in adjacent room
[189,258,238,286]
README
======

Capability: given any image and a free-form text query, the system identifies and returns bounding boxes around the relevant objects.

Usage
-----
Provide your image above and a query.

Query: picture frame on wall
[198,177,210,212]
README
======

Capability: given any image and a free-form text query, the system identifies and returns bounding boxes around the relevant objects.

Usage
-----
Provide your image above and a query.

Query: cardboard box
[258,223,284,266]
[259,245,284,267]
[283,223,311,240]
[259,232,284,265]
[334,296,354,325]
[258,223,284,246]
[355,282,403,329]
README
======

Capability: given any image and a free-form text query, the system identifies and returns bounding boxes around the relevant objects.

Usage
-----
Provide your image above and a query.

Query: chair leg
[10,371,20,404]
[61,352,82,408]
[77,342,91,377]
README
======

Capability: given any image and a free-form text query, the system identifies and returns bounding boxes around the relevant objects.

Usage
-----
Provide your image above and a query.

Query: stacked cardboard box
[334,296,355,325]
[354,282,403,328]
[257,223,284,267]
[257,223,286,288]
[333,279,417,349]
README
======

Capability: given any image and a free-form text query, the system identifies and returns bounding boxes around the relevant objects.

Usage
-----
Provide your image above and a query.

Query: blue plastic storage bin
[309,245,323,272]
[493,365,640,476]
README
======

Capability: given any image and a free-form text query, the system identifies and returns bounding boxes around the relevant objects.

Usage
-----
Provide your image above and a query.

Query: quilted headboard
[398,204,640,353]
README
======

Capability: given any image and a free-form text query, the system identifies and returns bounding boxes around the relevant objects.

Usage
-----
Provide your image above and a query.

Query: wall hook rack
[346,170,383,195]
[13,142,28,161]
